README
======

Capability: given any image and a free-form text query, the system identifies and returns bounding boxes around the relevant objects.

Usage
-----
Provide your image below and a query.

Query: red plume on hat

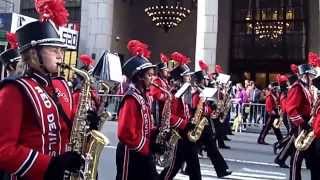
[6,32,18,49]
[215,64,223,73]
[34,0,69,27]
[79,54,94,66]
[127,40,151,58]
[290,64,298,74]
[199,60,208,71]
[160,53,169,63]
[308,52,319,67]
[170,52,190,64]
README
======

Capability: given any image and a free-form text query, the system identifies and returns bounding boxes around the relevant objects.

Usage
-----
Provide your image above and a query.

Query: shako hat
[122,55,155,79]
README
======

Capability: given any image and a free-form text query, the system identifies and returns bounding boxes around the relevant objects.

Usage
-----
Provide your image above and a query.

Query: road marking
[242,167,286,176]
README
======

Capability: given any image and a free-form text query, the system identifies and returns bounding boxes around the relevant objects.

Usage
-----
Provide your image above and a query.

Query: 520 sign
[61,31,78,50]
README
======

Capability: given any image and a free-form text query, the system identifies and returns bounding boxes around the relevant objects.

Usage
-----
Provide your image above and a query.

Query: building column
[79,0,114,60]
[195,0,218,72]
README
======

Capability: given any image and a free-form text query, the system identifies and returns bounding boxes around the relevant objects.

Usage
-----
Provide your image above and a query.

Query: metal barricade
[230,101,266,132]
[98,94,123,121]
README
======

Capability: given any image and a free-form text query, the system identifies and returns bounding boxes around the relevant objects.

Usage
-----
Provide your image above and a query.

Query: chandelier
[245,0,294,43]
[145,0,191,32]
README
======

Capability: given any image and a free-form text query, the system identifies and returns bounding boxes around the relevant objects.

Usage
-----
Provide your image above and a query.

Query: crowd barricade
[98,94,123,121]
[230,101,266,132]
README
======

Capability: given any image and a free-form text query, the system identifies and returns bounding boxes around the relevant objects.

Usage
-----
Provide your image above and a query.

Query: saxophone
[58,63,110,180]
[96,81,112,130]
[216,81,232,122]
[294,98,320,151]
[273,108,283,129]
[151,82,181,167]
[187,95,209,143]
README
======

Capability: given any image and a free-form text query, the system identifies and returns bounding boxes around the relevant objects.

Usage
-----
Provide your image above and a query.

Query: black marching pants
[200,124,229,176]
[160,138,201,180]
[258,113,283,143]
[116,143,159,180]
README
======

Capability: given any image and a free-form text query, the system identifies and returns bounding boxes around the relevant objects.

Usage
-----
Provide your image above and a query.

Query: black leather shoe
[274,159,289,168]
[217,170,232,178]
[219,145,231,149]
[257,141,269,145]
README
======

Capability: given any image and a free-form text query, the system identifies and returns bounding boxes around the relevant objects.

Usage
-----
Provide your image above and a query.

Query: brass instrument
[216,81,232,122]
[294,98,320,151]
[273,109,283,129]
[96,81,112,130]
[151,82,181,167]
[187,97,208,142]
[58,63,110,180]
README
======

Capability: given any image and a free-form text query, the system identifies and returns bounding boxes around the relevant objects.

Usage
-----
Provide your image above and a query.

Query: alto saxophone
[58,63,110,180]
[187,96,208,143]
[294,98,320,151]
[96,81,112,130]
[151,82,181,167]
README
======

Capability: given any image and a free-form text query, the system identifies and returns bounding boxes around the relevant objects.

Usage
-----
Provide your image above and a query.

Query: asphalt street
[98,121,310,180]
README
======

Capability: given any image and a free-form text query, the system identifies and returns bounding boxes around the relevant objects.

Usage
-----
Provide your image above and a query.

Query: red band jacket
[312,104,320,138]
[279,92,287,113]
[0,72,74,180]
[169,88,191,132]
[192,91,213,117]
[286,82,313,127]
[265,92,278,114]
[149,77,169,102]
[117,85,156,156]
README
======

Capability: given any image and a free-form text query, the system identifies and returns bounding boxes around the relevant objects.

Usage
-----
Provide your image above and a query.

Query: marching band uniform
[116,55,160,180]
[287,64,315,180]
[191,71,231,178]
[257,83,283,144]
[0,17,82,180]
[0,46,21,78]
[160,64,202,180]
[149,62,170,126]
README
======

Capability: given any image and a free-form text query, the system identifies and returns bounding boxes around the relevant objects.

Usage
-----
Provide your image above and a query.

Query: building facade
[19,0,320,86]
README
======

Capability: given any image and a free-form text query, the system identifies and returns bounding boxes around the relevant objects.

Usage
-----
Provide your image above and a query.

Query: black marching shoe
[217,170,232,178]
[274,159,289,168]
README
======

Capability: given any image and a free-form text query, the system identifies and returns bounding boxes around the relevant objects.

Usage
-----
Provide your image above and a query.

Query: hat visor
[305,69,317,76]
[181,71,194,76]
[39,42,68,49]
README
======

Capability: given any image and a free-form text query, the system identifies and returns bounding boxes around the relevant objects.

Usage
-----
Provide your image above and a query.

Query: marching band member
[273,73,299,168]
[116,40,161,180]
[287,64,316,180]
[0,33,22,78]
[0,1,83,179]
[149,53,170,126]
[160,52,201,180]
[309,74,320,180]
[257,82,283,145]
[191,70,232,178]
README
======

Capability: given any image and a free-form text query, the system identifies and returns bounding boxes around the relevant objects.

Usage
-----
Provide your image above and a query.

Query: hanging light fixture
[145,0,191,32]
[245,0,293,43]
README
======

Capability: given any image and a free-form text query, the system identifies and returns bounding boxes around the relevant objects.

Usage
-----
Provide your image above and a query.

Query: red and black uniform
[279,92,290,133]
[0,72,74,180]
[310,100,320,180]
[258,91,283,144]
[159,89,201,180]
[286,81,313,180]
[116,84,158,180]
[149,77,170,127]
[191,91,230,178]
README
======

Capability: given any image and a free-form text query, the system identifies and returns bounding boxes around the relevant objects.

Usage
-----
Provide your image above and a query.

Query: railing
[98,94,123,121]
[230,101,266,132]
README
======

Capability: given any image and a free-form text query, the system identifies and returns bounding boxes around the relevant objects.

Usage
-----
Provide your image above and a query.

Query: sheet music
[175,83,191,98]
[217,73,231,84]
[200,88,217,98]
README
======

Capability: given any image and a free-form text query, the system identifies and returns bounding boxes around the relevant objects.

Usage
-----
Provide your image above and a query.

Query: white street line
[242,167,286,176]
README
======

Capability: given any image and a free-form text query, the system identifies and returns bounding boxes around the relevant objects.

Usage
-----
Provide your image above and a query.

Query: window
[231,0,307,64]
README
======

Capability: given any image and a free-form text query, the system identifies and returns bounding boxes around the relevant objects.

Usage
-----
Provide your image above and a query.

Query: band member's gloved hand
[44,152,82,180]
[87,110,100,130]
[301,120,312,131]
[151,143,166,154]
[185,122,196,132]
